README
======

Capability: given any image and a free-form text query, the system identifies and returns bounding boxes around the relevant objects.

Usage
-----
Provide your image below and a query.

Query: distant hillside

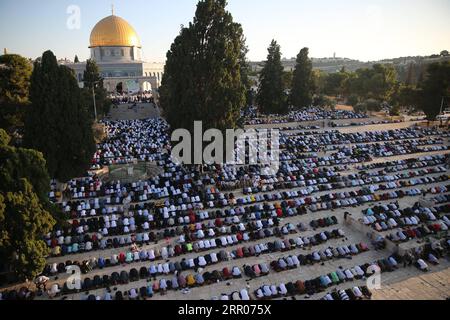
[249,51,450,84]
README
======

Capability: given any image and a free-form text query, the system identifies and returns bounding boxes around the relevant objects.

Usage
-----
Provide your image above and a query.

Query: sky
[0,0,449,63]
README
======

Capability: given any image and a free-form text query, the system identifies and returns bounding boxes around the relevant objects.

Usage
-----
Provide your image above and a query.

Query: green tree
[0,129,56,280]
[389,105,400,116]
[239,44,252,107]
[82,59,110,119]
[313,94,335,108]
[0,179,55,280]
[257,40,287,114]
[398,85,420,109]
[405,63,415,86]
[24,50,95,182]
[74,55,80,63]
[354,102,367,114]
[160,0,247,132]
[364,98,381,111]
[341,64,397,102]
[346,94,359,107]
[282,71,293,90]
[0,54,32,105]
[417,61,450,120]
[312,70,326,95]
[0,54,33,133]
[290,47,313,108]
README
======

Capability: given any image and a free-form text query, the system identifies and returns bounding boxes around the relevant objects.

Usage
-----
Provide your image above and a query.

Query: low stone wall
[344,216,401,254]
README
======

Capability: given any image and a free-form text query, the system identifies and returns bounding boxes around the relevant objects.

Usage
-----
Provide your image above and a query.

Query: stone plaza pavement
[107,103,161,121]
[372,268,450,300]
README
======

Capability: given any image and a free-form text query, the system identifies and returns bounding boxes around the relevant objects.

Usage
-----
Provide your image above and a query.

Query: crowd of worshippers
[218,285,373,301]
[282,135,448,158]
[280,127,448,153]
[109,92,154,105]
[319,286,373,301]
[91,118,170,168]
[46,175,448,256]
[41,226,346,283]
[252,242,450,300]
[287,108,368,122]
[60,151,448,206]
[35,228,348,299]
[243,107,368,125]
[19,108,449,301]
[45,157,449,256]
[61,124,449,206]
[329,119,403,128]
[47,169,447,255]
[2,238,448,300]
[362,202,450,242]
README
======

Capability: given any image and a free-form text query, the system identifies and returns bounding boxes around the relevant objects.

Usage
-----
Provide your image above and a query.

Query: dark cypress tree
[74,55,80,63]
[256,40,287,114]
[290,47,313,108]
[160,0,247,132]
[25,50,95,182]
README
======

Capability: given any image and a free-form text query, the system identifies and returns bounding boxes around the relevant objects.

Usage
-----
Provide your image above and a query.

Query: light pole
[92,86,98,122]
[91,80,101,122]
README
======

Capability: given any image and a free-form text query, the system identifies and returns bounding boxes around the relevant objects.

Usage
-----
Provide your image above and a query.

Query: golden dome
[89,15,141,48]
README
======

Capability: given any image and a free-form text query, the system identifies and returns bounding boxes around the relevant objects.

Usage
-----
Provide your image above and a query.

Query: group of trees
[314,60,450,119]
[160,0,319,125]
[0,50,105,279]
[317,64,397,106]
[256,41,315,114]
[0,51,108,183]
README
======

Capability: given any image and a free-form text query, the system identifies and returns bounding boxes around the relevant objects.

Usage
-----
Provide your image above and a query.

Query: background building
[65,12,164,94]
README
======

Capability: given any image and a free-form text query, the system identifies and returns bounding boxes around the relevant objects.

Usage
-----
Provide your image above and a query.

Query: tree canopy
[290,47,314,108]
[0,54,32,105]
[0,129,56,280]
[24,50,95,182]
[417,61,450,120]
[342,64,397,101]
[0,54,33,133]
[160,0,247,132]
[257,40,287,115]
